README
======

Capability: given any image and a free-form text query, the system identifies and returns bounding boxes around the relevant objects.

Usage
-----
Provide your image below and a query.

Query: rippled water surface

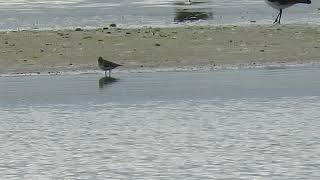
[1,67,320,179]
[0,0,319,29]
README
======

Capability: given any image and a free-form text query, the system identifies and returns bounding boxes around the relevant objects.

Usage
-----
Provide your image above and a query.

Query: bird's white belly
[99,65,112,71]
[264,0,293,10]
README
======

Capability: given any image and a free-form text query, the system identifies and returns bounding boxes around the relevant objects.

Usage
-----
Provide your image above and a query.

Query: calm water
[1,67,320,179]
[0,0,319,29]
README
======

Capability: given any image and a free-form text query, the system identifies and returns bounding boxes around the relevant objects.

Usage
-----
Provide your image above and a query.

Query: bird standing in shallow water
[98,57,122,77]
[264,0,311,24]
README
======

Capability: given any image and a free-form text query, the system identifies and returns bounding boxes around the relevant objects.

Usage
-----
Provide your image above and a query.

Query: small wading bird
[265,0,311,24]
[98,57,122,77]
[174,0,191,5]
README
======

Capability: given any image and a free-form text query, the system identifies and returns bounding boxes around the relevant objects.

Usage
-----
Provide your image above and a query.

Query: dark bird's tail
[298,0,311,4]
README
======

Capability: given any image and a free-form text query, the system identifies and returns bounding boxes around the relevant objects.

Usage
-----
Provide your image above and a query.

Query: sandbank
[0,24,320,74]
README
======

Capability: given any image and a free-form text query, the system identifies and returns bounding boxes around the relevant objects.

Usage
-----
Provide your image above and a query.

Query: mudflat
[0,24,320,73]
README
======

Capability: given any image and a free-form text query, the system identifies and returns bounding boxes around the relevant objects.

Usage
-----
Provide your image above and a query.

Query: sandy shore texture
[0,25,320,73]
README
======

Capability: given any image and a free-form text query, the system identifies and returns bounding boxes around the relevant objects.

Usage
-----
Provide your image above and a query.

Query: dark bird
[98,57,122,77]
[265,0,311,24]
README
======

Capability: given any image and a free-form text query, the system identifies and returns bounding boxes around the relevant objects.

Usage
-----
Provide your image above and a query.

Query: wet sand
[0,24,320,74]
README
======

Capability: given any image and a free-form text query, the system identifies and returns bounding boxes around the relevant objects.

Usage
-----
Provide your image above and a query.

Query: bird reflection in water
[99,76,118,89]
[174,7,213,22]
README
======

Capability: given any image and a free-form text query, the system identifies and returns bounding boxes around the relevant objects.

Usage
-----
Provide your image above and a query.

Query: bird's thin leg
[109,69,111,77]
[273,10,280,24]
[279,9,282,24]
[105,71,107,77]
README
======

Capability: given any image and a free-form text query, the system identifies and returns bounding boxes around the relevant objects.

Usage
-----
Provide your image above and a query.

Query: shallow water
[1,67,320,179]
[0,0,319,29]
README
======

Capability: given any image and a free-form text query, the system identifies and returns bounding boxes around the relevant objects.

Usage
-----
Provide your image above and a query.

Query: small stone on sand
[75,28,83,31]
[110,23,117,28]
